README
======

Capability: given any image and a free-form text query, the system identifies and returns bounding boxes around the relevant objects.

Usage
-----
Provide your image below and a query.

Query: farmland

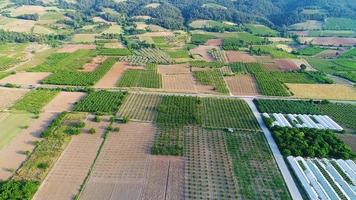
[0,1,356,200]
[73,91,127,114]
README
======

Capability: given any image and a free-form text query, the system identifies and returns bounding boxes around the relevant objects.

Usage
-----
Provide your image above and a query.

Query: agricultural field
[287,83,356,100]
[245,24,278,37]
[0,87,28,111]
[192,69,229,94]
[73,91,127,114]
[117,64,162,88]
[133,48,173,64]
[224,74,259,96]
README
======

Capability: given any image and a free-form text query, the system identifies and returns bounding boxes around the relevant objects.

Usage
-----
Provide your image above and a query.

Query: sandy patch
[190,45,215,61]
[0,88,29,111]
[268,37,293,42]
[33,115,109,200]
[103,41,124,49]
[225,74,259,96]
[58,44,96,53]
[287,84,356,100]
[80,56,106,72]
[205,39,222,47]
[80,122,156,200]
[133,16,152,20]
[139,31,173,37]
[12,5,46,16]
[226,51,257,63]
[0,112,57,180]
[0,72,50,86]
[43,92,85,113]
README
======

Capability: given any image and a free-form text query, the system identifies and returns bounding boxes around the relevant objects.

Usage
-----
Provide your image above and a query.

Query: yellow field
[0,17,35,33]
[287,84,356,100]
[11,5,46,16]
[71,34,97,43]
[33,25,54,34]
[102,24,122,34]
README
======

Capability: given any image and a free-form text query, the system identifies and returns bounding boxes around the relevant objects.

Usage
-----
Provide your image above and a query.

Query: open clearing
[11,5,46,16]
[0,88,29,110]
[205,38,222,46]
[81,122,183,200]
[0,18,35,33]
[226,51,257,63]
[287,83,356,100]
[58,44,96,53]
[190,45,215,61]
[33,115,109,200]
[71,34,97,43]
[225,74,259,96]
[0,72,50,85]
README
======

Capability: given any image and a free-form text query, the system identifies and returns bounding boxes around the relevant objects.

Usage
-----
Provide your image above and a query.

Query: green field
[0,112,33,150]
[296,46,325,56]
[11,90,59,114]
[251,45,296,58]
[73,91,127,114]
[117,64,162,88]
[245,24,278,37]
[324,18,356,30]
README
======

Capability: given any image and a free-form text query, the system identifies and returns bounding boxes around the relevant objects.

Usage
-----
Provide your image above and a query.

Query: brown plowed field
[80,122,155,200]
[42,92,85,113]
[312,37,356,46]
[225,74,259,96]
[275,59,300,71]
[57,44,96,53]
[0,72,50,86]
[0,112,58,180]
[190,45,215,61]
[226,51,257,63]
[162,74,197,93]
[33,115,109,200]
[158,64,190,75]
[205,39,223,47]
[0,88,29,111]
[142,156,184,200]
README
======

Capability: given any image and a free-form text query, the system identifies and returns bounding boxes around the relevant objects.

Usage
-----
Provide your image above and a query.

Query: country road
[244,98,303,200]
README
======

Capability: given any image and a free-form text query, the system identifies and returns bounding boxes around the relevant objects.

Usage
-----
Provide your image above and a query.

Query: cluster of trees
[272,126,355,159]
[0,180,38,200]
[0,30,67,46]
[16,13,39,21]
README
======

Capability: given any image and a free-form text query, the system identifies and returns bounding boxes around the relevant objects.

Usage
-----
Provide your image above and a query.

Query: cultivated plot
[287,84,356,100]
[190,45,215,61]
[42,92,85,113]
[117,93,162,122]
[224,74,259,96]
[33,115,109,200]
[159,64,197,93]
[226,51,257,63]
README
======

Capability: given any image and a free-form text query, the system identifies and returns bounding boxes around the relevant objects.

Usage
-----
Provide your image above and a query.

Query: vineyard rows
[134,48,173,64]
[208,48,227,63]
[118,56,149,66]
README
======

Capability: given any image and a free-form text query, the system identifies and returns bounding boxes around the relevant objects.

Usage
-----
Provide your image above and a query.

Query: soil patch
[43,92,85,113]
[0,88,29,111]
[205,39,222,47]
[0,72,50,85]
[80,56,106,72]
[190,45,215,61]
[226,51,257,63]
[225,74,259,96]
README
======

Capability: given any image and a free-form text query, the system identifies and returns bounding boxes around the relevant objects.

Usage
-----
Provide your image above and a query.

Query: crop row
[117,64,162,88]
[208,48,227,63]
[134,48,173,64]
[118,56,149,66]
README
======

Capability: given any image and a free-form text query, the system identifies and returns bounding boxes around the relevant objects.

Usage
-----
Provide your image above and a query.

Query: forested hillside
[9,0,356,29]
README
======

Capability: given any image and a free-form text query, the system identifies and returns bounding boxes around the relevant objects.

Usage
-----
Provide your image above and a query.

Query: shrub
[89,128,96,134]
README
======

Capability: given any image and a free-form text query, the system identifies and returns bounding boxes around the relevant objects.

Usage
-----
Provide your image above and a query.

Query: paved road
[244,98,303,200]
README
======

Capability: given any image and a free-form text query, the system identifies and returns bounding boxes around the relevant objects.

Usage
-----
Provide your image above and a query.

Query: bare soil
[33,115,109,200]
[80,122,156,200]
[225,74,259,96]
[79,56,106,72]
[337,134,356,152]
[275,59,300,71]
[158,64,190,75]
[162,74,197,93]
[0,112,57,180]
[226,51,257,63]
[312,37,356,46]
[94,62,144,88]
[0,88,29,111]
[57,44,96,53]
[43,92,85,113]
[0,72,50,86]
[190,45,215,61]
[205,39,223,47]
